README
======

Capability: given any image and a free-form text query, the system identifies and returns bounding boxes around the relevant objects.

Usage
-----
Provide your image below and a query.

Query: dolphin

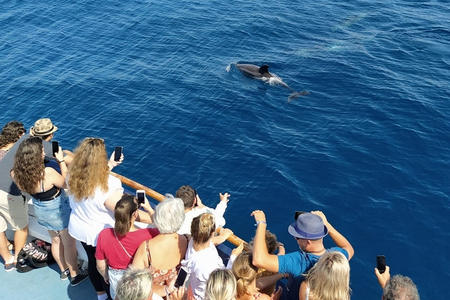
[235,64,309,101]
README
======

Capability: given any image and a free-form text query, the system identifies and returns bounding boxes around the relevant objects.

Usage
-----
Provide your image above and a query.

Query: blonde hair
[68,138,109,201]
[205,269,236,300]
[305,251,350,300]
[232,252,258,297]
[191,213,215,244]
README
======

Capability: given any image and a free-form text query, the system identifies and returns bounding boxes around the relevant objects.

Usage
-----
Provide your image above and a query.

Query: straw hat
[30,118,58,136]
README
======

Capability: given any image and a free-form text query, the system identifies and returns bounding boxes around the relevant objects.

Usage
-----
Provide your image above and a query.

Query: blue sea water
[0,0,449,299]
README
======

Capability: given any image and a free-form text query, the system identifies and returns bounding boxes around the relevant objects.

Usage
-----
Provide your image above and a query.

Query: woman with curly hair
[11,136,86,283]
[67,137,125,300]
[299,251,350,300]
[0,121,25,161]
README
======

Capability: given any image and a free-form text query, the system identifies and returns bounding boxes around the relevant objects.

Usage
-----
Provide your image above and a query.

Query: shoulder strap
[146,239,152,266]
[113,230,132,259]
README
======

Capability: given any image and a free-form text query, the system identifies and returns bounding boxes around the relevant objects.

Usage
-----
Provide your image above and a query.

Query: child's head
[191,213,216,244]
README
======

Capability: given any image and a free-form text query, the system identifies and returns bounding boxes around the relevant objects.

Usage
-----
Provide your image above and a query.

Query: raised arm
[251,210,279,273]
[311,211,354,260]
[212,227,233,245]
[136,197,154,224]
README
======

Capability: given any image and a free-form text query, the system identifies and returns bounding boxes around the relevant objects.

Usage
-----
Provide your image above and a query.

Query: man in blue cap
[251,210,354,299]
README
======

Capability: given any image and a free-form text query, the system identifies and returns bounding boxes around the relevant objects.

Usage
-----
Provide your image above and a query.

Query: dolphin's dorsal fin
[259,65,269,74]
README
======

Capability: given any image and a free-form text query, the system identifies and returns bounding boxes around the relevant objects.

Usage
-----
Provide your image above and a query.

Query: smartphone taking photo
[114,146,123,162]
[376,255,386,274]
[174,268,188,288]
[51,141,59,156]
[136,190,145,205]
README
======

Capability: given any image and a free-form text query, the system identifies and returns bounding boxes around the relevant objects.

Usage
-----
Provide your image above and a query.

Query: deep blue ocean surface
[1,0,449,299]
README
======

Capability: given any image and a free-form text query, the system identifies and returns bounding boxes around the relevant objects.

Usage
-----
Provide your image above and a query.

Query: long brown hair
[12,136,44,194]
[114,194,139,236]
[68,137,109,201]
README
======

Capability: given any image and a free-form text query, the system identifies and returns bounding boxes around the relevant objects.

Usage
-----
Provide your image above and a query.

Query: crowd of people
[0,118,420,300]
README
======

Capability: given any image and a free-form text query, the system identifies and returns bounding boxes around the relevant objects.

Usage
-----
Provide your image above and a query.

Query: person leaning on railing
[11,136,87,284]
[95,194,157,299]
[181,213,242,300]
[251,210,354,299]
[67,137,153,300]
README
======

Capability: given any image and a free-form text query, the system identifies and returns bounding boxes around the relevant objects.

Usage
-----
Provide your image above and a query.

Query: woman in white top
[298,251,350,300]
[182,213,241,300]
[67,137,124,300]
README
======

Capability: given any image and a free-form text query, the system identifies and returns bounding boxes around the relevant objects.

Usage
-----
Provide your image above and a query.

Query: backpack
[16,239,55,273]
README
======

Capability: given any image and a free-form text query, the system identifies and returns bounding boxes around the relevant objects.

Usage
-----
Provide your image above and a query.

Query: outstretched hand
[141,197,154,214]
[219,192,230,203]
[375,265,391,289]
[231,242,244,256]
[251,210,266,223]
[108,151,124,169]
[311,210,328,225]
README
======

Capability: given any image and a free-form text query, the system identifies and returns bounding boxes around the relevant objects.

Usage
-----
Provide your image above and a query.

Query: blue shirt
[278,247,349,300]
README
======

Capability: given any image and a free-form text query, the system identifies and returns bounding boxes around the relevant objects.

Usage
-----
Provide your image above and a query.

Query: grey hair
[116,268,153,300]
[383,275,419,300]
[153,194,185,234]
[205,269,237,300]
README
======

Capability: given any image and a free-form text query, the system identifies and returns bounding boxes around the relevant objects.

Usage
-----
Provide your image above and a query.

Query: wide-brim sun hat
[288,212,328,240]
[30,118,58,136]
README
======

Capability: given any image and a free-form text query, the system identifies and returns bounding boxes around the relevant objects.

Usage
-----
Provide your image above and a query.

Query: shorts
[0,190,29,232]
[32,190,70,231]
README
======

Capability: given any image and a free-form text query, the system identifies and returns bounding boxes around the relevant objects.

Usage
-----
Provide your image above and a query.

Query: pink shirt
[95,227,159,269]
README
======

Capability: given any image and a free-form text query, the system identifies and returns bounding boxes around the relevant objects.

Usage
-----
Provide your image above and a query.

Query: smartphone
[376,255,386,274]
[136,190,145,205]
[174,268,188,288]
[52,141,59,156]
[114,146,123,162]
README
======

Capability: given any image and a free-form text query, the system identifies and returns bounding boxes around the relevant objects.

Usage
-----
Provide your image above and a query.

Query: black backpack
[16,239,55,273]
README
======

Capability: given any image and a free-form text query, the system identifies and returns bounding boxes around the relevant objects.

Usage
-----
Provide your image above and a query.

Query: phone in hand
[376,255,386,274]
[136,190,145,205]
[114,146,123,162]
[174,268,188,288]
[52,141,59,156]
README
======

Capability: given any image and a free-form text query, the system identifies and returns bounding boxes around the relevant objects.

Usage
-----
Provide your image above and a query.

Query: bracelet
[58,159,65,163]
[254,220,267,226]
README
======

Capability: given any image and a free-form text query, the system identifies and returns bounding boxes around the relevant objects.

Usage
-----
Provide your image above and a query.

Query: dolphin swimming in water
[235,64,309,101]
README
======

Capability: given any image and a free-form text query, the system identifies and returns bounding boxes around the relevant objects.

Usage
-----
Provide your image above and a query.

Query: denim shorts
[32,190,70,231]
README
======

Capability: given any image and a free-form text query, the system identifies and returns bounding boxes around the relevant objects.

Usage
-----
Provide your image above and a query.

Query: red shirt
[95,227,159,269]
